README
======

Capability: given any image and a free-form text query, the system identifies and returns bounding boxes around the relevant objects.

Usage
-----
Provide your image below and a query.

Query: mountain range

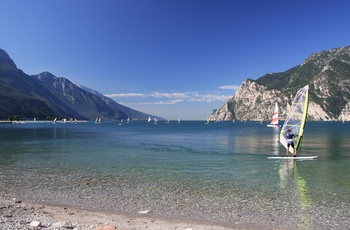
[210,46,350,121]
[2,45,350,122]
[0,48,159,121]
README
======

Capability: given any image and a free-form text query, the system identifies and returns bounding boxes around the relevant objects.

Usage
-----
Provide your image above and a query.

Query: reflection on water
[326,134,346,160]
[294,162,312,230]
[278,160,294,189]
[278,160,311,229]
[272,127,280,155]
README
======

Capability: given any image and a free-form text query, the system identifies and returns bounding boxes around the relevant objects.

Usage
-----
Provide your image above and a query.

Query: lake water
[0,121,349,229]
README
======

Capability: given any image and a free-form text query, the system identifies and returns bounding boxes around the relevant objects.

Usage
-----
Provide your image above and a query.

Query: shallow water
[0,121,349,229]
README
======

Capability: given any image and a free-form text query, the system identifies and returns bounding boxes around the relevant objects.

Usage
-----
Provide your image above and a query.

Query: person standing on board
[285,128,296,157]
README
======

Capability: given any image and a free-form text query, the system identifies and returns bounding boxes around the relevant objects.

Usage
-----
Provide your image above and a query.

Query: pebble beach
[0,198,254,230]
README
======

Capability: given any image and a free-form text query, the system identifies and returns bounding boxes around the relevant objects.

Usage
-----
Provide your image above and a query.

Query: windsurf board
[267,156,318,160]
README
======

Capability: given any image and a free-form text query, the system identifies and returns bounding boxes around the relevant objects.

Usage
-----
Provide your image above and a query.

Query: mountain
[0,49,82,120]
[210,46,350,121]
[0,48,159,121]
[30,72,156,120]
[75,84,155,120]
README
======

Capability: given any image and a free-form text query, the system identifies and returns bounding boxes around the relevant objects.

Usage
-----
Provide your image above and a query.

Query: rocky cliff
[210,46,350,121]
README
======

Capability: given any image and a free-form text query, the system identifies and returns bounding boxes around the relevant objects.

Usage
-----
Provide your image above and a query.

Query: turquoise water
[0,121,349,228]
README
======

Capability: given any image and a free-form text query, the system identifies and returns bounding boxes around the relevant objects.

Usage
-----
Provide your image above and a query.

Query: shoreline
[0,198,287,230]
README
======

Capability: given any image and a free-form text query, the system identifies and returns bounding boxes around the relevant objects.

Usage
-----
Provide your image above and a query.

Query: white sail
[267,102,279,127]
[147,116,151,122]
[280,85,309,154]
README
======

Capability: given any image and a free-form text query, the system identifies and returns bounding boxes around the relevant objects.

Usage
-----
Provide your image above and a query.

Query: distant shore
[1,198,270,230]
[0,119,89,124]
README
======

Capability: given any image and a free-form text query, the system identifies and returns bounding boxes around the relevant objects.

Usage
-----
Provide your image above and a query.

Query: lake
[0,120,349,229]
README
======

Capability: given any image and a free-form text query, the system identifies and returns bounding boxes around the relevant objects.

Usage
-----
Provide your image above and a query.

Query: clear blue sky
[1,0,350,120]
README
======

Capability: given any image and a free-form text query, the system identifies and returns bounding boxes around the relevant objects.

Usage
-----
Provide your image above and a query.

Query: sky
[1,0,350,120]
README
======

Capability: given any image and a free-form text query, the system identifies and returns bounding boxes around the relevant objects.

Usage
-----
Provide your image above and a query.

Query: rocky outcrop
[306,101,332,121]
[338,102,350,121]
[210,46,350,121]
[210,80,288,121]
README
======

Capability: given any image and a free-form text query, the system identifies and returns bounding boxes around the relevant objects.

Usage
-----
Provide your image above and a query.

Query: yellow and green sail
[280,85,309,153]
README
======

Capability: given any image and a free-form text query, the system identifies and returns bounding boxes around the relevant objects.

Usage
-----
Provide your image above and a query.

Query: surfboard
[267,156,318,160]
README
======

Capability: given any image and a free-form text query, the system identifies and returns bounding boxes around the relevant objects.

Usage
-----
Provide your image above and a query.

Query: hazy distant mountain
[74,82,159,120]
[0,48,159,121]
[210,46,350,121]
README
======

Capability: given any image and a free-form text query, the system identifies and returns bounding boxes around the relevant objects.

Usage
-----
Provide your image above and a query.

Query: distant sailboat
[177,118,180,124]
[267,102,279,128]
[154,117,158,124]
[147,116,151,123]
[205,118,210,124]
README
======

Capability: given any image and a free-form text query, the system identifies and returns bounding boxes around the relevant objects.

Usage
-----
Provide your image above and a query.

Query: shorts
[287,142,294,148]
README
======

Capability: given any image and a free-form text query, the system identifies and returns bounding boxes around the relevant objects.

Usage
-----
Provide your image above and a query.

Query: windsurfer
[285,128,296,157]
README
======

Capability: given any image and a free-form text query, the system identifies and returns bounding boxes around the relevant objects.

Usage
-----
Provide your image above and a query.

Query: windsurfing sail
[267,102,279,127]
[280,85,309,154]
